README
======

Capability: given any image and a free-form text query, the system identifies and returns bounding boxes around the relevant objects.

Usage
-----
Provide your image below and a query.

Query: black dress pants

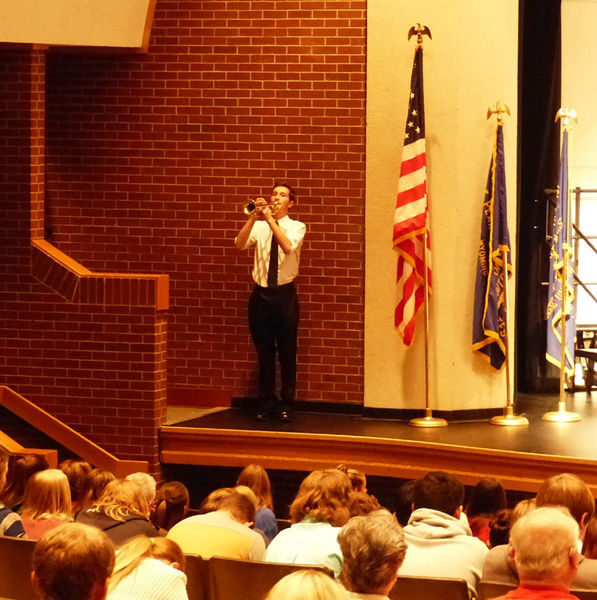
[248,282,299,415]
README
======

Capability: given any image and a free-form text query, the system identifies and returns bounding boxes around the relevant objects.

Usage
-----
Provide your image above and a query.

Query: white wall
[365,0,519,410]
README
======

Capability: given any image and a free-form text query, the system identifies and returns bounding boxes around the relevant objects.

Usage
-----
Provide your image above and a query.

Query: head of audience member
[108,535,185,594]
[339,512,406,597]
[237,464,274,510]
[466,477,507,518]
[91,479,150,522]
[59,459,92,506]
[125,472,157,507]
[79,469,116,513]
[264,569,346,600]
[200,487,256,525]
[489,508,512,548]
[395,479,416,526]
[1,453,49,509]
[582,515,597,559]
[337,464,367,493]
[535,473,595,537]
[290,469,352,527]
[21,468,72,521]
[348,491,383,517]
[153,481,190,531]
[412,471,464,518]
[31,522,115,600]
[235,485,260,513]
[509,507,579,591]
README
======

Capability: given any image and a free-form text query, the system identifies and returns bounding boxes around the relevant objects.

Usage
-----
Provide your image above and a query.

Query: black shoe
[278,410,292,422]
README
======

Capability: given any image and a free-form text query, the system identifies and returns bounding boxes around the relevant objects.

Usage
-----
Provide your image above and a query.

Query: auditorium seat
[208,556,333,600]
[390,575,469,600]
[184,554,210,600]
[0,536,37,600]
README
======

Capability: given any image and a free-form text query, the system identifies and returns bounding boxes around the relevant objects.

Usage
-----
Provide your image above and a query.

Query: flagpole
[486,104,528,426]
[407,24,446,428]
[543,107,580,423]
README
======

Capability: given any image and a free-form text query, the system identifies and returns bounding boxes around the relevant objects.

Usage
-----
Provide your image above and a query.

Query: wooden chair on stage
[208,556,333,600]
[0,536,37,600]
[184,554,210,600]
[390,575,469,600]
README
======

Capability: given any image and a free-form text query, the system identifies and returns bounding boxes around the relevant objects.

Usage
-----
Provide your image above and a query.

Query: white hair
[510,506,579,579]
[125,472,157,504]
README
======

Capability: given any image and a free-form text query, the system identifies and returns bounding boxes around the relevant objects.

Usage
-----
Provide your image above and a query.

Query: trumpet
[243,199,279,216]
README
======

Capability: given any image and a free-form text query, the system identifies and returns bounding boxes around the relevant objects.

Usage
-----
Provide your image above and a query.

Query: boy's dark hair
[273,181,296,203]
[413,471,464,516]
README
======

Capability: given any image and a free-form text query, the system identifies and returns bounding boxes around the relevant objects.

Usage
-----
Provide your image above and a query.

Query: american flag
[393,46,431,346]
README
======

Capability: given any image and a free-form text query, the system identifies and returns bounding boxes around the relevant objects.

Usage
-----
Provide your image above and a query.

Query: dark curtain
[516,0,562,392]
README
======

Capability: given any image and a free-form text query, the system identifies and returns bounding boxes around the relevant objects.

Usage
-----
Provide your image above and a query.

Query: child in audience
[78,468,116,514]
[337,465,367,493]
[237,464,278,542]
[0,451,25,537]
[107,536,188,600]
[465,476,507,546]
[582,515,597,558]
[59,459,92,513]
[264,569,346,600]
[265,469,352,577]
[0,453,49,512]
[152,481,190,532]
[20,468,73,539]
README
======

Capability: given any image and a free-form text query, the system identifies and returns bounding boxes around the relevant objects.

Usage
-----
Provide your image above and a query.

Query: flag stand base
[543,401,581,422]
[409,409,448,428]
[490,405,528,426]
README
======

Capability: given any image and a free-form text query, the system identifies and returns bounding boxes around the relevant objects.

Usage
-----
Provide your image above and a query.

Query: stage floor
[160,392,597,494]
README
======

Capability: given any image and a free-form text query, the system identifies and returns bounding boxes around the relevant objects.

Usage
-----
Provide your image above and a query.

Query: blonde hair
[21,469,72,521]
[235,485,260,511]
[265,569,346,600]
[108,536,185,593]
[90,479,150,522]
[290,469,352,527]
[237,464,274,510]
[536,473,595,526]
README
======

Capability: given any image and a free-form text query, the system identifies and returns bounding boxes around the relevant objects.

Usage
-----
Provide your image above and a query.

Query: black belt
[253,281,296,295]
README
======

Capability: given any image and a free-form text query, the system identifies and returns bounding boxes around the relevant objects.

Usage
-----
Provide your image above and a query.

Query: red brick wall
[44,1,367,407]
[1,50,167,474]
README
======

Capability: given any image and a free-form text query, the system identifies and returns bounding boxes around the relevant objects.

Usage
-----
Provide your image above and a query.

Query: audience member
[21,468,72,539]
[399,470,488,595]
[152,481,190,532]
[265,469,352,577]
[31,522,115,600]
[237,464,278,542]
[167,487,265,559]
[535,473,595,544]
[338,512,406,599]
[347,491,383,517]
[493,507,580,600]
[582,515,597,559]
[264,569,346,600]
[466,476,507,546]
[125,472,157,508]
[489,509,513,548]
[107,536,188,600]
[0,453,49,511]
[76,479,158,545]
[59,459,92,513]
[337,465,367,493]
[0,451,25,537]
[79,469,117,514]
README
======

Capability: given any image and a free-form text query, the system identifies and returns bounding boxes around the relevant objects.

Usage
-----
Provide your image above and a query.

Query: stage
[160,392,597,495]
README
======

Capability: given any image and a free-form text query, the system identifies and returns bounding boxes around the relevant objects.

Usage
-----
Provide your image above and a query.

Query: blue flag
[546,130,576,376]
[472,123,511,371]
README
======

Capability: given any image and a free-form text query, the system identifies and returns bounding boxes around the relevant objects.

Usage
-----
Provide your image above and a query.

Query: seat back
[391,575,469,600]
[0,536,37,600]
[184,554,210,600]
[209,556,332,600]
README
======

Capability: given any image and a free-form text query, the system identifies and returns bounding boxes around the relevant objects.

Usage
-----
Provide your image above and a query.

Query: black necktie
[267,231,278,288]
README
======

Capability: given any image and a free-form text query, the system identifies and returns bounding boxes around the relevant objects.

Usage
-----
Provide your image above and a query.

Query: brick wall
[44,0,367,406]
[0,50,167,474]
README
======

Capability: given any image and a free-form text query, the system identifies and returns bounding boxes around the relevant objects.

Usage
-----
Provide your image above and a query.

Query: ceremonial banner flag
[393,46,431,346]
[546,130,576,375]
[472,123,511,371]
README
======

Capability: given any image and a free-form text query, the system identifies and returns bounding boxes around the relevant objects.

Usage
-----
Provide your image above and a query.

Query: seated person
[338,511,406,599]
[265,469,352,577]
[264,569,346,600]
[0,451,25,537]
[399,470,488,596]
[31,522,115,600]
[493,507,580,600]
[167,487,265,560]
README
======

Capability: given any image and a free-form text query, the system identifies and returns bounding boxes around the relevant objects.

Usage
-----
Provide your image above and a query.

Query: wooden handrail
[0,386,147,477]
[0,431,58,467]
